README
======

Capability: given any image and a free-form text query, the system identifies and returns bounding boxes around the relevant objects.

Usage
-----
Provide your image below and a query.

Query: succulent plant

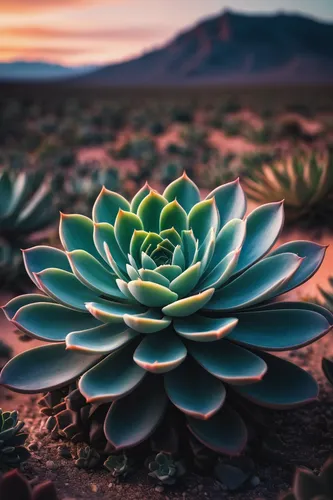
[243,151,333,229]
[0,469,58,500]
[104,452,130,478]
[38,385,111,454]
[75,445,100,469]
[316,276,333,313]
[0,409,30,471]
[148,452,186,485]
[0,169,56,290]
[0,173,331,456]
[280,456,333,500]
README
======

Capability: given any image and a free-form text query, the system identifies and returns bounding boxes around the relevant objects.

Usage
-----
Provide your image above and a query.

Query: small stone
[251,476,260,487]
[46,460,56,470]
[90,484,98,493]
[155,485,164,493]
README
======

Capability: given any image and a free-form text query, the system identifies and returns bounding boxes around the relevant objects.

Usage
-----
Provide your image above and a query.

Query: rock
[46,460,56,470]
[155,485,164,492]
[251,476,261,487]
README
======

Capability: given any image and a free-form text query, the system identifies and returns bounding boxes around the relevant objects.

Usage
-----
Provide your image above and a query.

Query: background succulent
[280,456,333,500]
[104,453,130,478]
[242,150,333,230]
[0,469,58,500]
[0,169,56,291]
[148,452,186,485]
[0,409,30,471]
[75,445,100,469]
[316,276,333,313]
[0,173,331,457]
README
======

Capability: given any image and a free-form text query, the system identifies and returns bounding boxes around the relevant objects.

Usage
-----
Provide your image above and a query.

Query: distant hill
[77,10,333,86]
[0,61,98,81]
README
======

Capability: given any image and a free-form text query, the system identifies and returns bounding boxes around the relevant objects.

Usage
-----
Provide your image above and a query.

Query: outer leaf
[2,294,54,321]
[133,331,187,373]
[206,178,247,228]
[234,201,284,274]
[22,246,71,288]
[188,198,219,244]
[163,172,200,213]
[207,253,302,311]
[252,301,333,325]
[165,357,226,419]
[92,186,130,224]
[189,339,267,384]
[12,302,100,341]
[66,323,138,353]
[187,406,247,455]
[67,249,125,300]
[86,300,146,323]
[206,218,246,273]
[0,344,101,393]
[104,375,167,449]
[35,268,99,311]
[79,343,145,404]
[235,352,318,408]
[269,241,327,295]
[228,309,331,350]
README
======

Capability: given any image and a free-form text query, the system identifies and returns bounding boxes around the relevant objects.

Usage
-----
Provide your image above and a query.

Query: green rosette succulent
[0,409,30,471]
[0,173,331,454]
[0,169,56,290]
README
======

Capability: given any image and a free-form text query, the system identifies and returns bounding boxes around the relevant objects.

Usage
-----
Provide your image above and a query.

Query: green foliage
[104,453,130,478]
[75,445,100,469]
[148,452,186,485]
[243,150,333,229]
[0,174,329,457]
[0,469,58,500]
[280,457,333,500]
[0,409,30,471]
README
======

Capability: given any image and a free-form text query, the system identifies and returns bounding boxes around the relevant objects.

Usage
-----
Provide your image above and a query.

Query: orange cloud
[0,0,112,13]
[3,25,164,41]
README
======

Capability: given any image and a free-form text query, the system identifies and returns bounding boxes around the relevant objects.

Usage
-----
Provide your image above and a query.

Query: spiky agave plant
[0,173,331,455]
[242,150,333,230]
[0,169,56,290]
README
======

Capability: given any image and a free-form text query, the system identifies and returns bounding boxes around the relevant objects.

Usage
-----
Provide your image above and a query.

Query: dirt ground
[0,227,333,500]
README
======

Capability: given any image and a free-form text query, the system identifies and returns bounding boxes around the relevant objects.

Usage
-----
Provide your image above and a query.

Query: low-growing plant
[280,456,333,499]
[0,409,30,471]
[0,173,331,459]
[243,151,333,230]
[0,469,58,500]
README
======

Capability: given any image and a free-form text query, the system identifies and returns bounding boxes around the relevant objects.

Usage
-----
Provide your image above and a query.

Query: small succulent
[38,386,111,454]
[104,453,130,478]
[243,151,333,230]
[316,276,333,313]
[0,469,58,500]
[148,452,186,485]
[0,169,56,290]
[280,457,333,500]
[1,173,331,456]
[0,409,30,471]
[75,445,100,469]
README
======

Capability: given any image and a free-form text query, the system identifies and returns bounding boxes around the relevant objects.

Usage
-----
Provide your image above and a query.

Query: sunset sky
[1,0,333,66]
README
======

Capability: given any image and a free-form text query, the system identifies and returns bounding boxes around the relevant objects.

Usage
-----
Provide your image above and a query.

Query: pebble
[90,483,98,493]
[46,460,56,470]
[155,485,164,493]
[251,476,261,487]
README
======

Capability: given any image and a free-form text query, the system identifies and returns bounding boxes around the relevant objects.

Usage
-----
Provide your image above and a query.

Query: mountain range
[1,10,333,85]
[0,61,98,81]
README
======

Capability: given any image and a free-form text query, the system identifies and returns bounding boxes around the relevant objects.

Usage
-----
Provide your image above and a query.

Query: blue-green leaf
[2,293,54,321]
[133,331,187,373]
[162,288,215,317]
[207,253,302,311]
[23,245,71,288]
[104,375,167,449]
[93,222,127,271]
[0,344,101,393]
[169,262,201,298]
[188,198,219,244]
[66,323,138,353]
[114,209,143,254]
[234,352,318,409]
[12,302,100,341]
[160,200,188,234]
[130,182,151,213]
[174,315,238,342]
[86,300,146,323]
[128,280,178,308]
[123,309,171,334]
[234,201,284,274]
[165,357,226,419]
[206,218,246,274]
[137,191,167,233]
[92,186,130,224]
[79,343,145,404]
[206,178,246,228]
[163,172,200,213]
